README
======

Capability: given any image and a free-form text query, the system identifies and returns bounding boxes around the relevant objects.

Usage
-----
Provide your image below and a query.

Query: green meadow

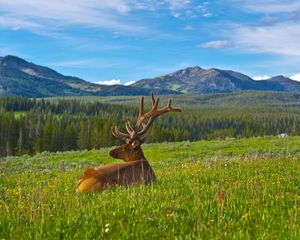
[0,136,299,239]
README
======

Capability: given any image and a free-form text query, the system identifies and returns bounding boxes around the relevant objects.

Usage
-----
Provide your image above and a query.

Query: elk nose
[109,149,117,158]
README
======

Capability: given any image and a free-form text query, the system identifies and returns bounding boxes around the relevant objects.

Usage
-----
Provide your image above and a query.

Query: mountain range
[1,55,300,97]
[0,55,176,97]
[132,66,300,93]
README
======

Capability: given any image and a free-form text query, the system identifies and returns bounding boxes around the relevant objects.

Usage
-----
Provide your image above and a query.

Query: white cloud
[198,40,232,48]
[230,22,300,56]
[290,73,300,81]
[0,0,199,36]
[196,3,212,17]
[233,0,300,14]
[166,0,191,10]
[0,0,145,34]
[48,58,119,69]
[0,15,43,31]
[96,79,121,85]
[95,79,136,86]
[49,59,96,68]
[214,1,300,60]
[253,75,271,80]
[124,80,136,85]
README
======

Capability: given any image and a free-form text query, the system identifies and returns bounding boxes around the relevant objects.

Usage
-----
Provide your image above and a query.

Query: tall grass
[1,137,299,239]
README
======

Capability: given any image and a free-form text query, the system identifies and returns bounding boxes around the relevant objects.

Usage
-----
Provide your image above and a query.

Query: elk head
[109,94,182,162]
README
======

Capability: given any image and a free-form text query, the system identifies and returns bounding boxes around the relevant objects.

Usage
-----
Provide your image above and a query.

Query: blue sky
[1,0,300,84]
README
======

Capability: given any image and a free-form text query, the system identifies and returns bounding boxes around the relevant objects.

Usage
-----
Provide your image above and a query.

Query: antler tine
[112,94,181,143]
[162,98,182,112]
[126,119,135,132]
[138,96,144,120]
[135,95,182,138]
[151,93,155,105]
[125,119,136,138]
[135,116,156,137]
[111,126,130,142]
[153,96,160,110]
[136,94,160,128]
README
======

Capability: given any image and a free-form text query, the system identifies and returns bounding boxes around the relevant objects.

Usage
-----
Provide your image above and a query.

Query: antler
[112,93,182,143]
[111,126,130,142]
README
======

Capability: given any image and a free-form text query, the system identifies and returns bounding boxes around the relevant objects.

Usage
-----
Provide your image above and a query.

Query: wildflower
[104,223,110,233]
[215,191,225,206]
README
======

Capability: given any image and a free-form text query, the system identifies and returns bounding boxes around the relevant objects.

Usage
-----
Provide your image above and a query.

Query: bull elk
[76,94,182,192]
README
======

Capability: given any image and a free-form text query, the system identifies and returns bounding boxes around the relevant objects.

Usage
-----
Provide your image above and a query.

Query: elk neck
[130,145,147,162]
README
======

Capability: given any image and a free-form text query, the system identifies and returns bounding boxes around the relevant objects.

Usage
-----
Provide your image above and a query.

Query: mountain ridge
[132,66,300,93]
[0,55,178,97]
[1,55,300,97]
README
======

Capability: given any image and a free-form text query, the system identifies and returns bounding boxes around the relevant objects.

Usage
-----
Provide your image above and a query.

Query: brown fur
[76,143,155,192]
[76,160,156,192]
[76,94,181,193]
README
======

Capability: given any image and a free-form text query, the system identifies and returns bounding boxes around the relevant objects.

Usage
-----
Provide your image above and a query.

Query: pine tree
[16,128,24,155]
[6,141,12,156]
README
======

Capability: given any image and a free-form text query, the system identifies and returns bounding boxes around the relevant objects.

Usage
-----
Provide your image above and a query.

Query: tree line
[1,97,300,156]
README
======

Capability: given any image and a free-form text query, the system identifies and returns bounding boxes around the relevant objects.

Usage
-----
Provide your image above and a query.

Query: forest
[1,92,300,157]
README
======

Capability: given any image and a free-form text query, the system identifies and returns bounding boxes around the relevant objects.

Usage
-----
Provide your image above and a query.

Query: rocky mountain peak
[168,66,202,79]
[267,75,292,82]
[0,55,66,80]
[0,55,28,67]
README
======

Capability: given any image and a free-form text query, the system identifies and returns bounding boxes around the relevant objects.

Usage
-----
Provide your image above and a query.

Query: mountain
[132,66,300,93]
[260,76,300,92]
[1,55,300,97]
[0,55,178,97]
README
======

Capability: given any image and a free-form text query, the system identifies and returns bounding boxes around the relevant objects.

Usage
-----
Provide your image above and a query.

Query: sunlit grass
[1,136,299,239]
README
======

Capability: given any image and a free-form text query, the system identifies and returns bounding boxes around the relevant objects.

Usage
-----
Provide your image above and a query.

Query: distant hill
[57,91,300,110]
[132,66,300,93]
[0,55,178,97]
[1,55,300,97]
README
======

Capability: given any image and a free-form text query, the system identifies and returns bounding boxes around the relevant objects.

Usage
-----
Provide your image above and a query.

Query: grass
[46,91,300,109]
[0,136,299,239]
[13,111,26,118]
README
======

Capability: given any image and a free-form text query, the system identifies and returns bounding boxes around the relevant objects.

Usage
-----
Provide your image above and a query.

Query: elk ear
[131,140,141,149]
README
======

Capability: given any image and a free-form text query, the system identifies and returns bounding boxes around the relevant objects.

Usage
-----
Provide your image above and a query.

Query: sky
[0,0,300,85]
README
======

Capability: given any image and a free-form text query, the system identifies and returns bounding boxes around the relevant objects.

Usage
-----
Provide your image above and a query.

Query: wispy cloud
[0,0,146,34]
[253,75,271,80]
[96,79,121,85]
[230,22,300,56]
[166,0,191,10]
[0,15,43,31]
[0,0,205,35]
[232,0,300,14]
[48,58,119,68]
[167,1,212,19]
[220,0,300,59]
[48,59,98,68]
[198,40,232,48]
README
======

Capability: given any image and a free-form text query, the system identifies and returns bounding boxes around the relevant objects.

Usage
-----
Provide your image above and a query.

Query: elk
[76,94,182,192]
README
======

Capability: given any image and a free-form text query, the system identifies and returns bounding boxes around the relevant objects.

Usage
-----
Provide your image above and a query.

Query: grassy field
[46,91,300,109]
[0,136,299,239]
